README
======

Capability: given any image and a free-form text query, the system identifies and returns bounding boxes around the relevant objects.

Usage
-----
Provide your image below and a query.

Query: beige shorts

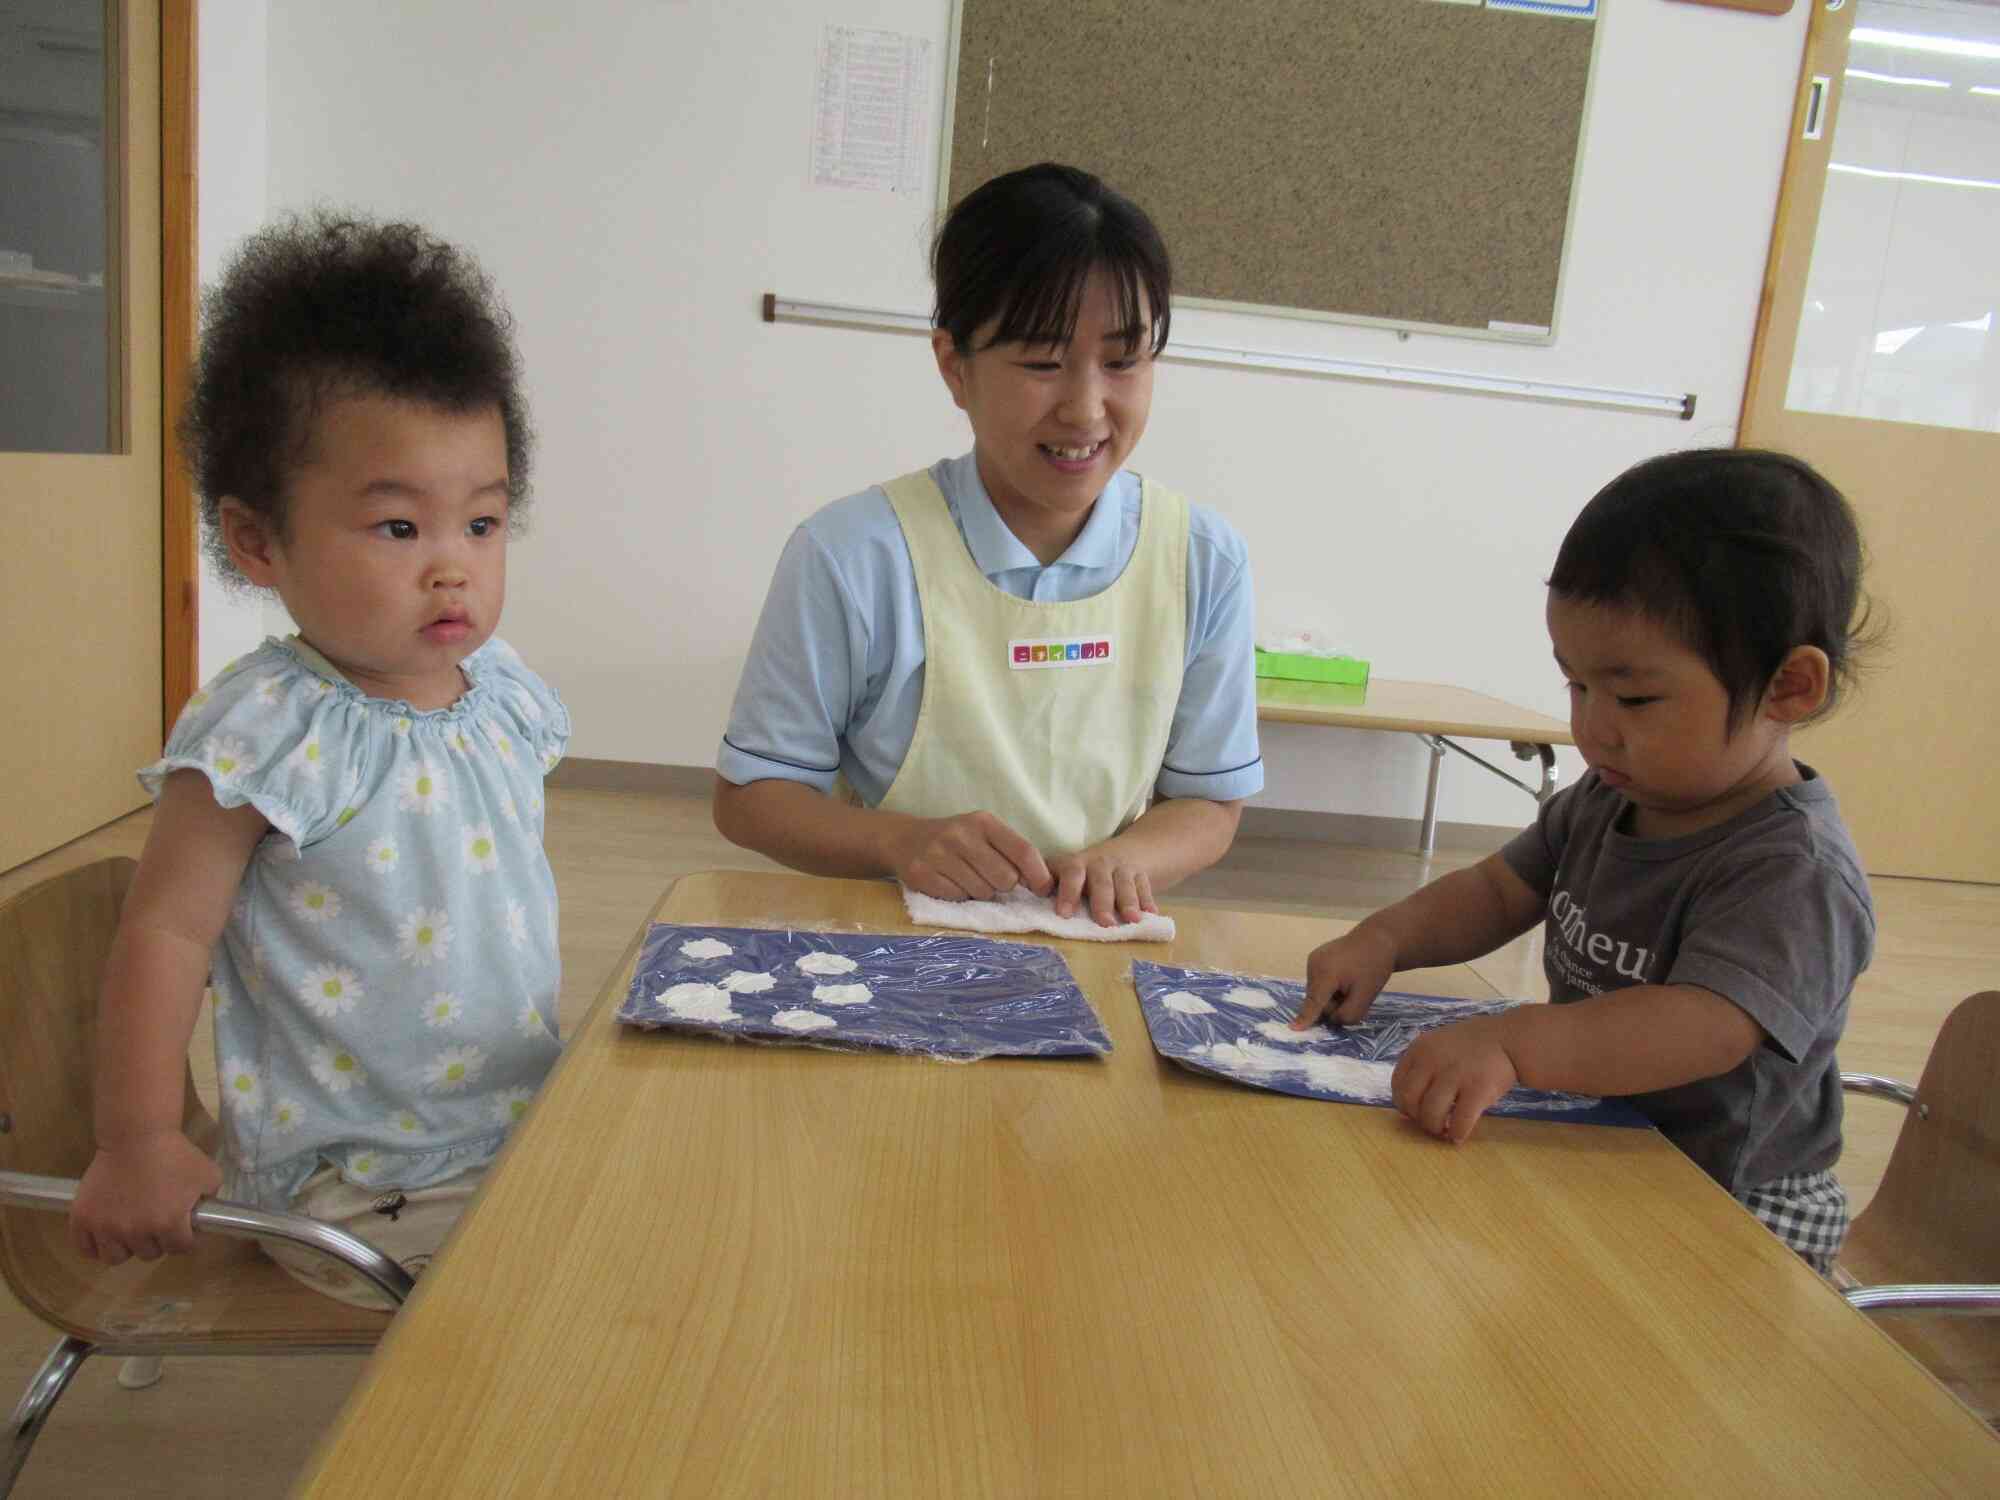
[262,1164,485,1311]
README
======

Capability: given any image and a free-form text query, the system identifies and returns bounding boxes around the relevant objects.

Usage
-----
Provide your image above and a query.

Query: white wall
[194,0,276,681]
[248,0,1807,827]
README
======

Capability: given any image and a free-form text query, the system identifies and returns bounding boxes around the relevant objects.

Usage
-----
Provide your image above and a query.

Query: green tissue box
[1254,648,1370,686]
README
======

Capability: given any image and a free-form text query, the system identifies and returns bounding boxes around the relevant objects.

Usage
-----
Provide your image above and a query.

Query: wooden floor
[3,788,1993,1497]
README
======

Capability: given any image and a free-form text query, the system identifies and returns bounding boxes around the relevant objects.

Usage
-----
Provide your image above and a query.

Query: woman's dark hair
[932,162,1171,359]
[183,210,532,583]
[1549,448,1875,728]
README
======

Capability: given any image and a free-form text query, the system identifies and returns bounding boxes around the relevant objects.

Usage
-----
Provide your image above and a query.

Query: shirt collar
[938,451,1126,578]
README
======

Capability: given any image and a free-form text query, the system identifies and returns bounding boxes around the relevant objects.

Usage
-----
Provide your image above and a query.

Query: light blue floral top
[142,635,569,1210]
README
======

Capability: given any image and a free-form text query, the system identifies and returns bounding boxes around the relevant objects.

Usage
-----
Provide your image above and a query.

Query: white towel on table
[901,884,1176,943]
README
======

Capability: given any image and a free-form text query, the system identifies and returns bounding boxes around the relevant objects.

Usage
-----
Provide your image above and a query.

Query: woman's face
[932,266,1155,562]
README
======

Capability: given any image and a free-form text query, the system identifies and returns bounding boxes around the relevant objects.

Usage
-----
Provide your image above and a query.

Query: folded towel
[901,884,1176,943]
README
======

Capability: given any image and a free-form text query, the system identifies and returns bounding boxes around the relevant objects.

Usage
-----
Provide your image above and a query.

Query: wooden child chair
[1836,989,2000,1429]
[0,858,410,1498]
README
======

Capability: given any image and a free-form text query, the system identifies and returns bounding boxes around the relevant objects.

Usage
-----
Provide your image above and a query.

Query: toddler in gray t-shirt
[1292,449,1877,1273]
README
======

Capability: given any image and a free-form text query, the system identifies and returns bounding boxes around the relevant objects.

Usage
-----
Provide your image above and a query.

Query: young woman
[714,163,1261,926]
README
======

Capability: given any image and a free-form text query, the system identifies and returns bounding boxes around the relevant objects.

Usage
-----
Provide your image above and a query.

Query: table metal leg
[1418,735,1446,857]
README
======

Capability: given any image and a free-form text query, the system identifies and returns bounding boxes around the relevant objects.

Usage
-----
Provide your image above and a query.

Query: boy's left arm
[1392,984,1762,1144]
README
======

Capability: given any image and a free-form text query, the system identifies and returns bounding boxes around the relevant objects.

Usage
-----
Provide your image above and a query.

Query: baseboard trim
[547,758,1517,855]
[547,759,716,797]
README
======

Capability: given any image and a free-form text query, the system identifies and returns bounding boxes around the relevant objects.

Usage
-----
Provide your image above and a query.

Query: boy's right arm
[711,775,1055,902]
[70,770,269,1264]
[1294,852,1544,1028]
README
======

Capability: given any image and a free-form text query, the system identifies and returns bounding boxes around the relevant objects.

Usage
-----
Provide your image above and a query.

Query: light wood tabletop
[295,871,1998,1497]
[1256,675,1575,745]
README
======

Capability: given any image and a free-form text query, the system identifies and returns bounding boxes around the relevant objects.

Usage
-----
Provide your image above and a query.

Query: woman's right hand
[891,811,1055,903]
[69,1131,222,1264]
[1295,925,1399,1029]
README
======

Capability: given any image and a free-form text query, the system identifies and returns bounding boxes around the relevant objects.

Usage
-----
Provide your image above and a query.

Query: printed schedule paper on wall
[809,25,931,193]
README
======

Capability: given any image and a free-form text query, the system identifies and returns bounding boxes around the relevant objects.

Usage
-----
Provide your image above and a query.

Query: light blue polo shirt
[718,452,1263,808]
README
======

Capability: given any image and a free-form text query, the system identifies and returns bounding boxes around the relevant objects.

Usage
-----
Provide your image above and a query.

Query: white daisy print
[484,722,519,767]
[289,881,342,923]
[491,1087,534,1127]
[391,715,413,736]
[517,1001,550,1039]
[541,748,560,773]
[421,991,465,1029]
[298,964,363,1018]
[288,737,326,781]
[505,899,529,950]
[254,674,284,706]
[463,823,500,875]
[309,1045,367,1093]
[364,836,399,875]
[390,1109,424,1136]
[219,1057,262,1110]
[397,760,448,814]
[203,981,229,1016]
[309,678,335,698]
[335,804,361,828]
[447,727,476,756]
[498,791,519,824]
[184,688,210,711]
[270,1097,306,1134]
[350,1152,381,1180]
[424,1045,488,1093]
[205,734,257,781]
[397,907,453,966]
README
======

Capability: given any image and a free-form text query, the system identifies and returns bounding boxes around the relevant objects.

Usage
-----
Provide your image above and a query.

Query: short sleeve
[1156,506,1264,803]
[1500,778,1583,897]
[716,525,866,794]
[140,644,350,854]
[1667,853,1875,1063]
[470,637,571,774]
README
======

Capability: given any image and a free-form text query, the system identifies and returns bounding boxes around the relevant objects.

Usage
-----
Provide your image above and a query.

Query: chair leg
[5,1335,90,1500]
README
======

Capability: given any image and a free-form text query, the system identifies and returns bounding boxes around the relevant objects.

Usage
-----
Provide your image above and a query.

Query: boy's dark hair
[1549,448,1873,729]
[183,210,532,583]
[932,162,1171,360]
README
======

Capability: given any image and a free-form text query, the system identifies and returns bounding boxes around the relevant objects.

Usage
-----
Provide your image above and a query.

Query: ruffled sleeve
[467,636,571,776]
[140,641,361,856]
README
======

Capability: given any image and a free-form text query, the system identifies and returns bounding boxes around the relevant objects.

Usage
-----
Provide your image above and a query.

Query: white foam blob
[1218,985,1278,1011]
[795,952,858,976]
[1160,990,1217,1016]
[1255,1019,1330,1045]
[718,970,776,993]
[771,1008,837,1032]
[679,938,733,960]
[1192,1039,1394,1103]
[1297,1053,1395,1102]
[657,982,740,1024]
[811,982,873,1006]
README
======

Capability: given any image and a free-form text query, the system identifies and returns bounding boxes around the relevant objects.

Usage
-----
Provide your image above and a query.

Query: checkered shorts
[1736,1169,1849,1274]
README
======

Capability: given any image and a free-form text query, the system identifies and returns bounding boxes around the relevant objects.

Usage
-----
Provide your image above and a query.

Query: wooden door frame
[1738,0,1852,434]
[162,0,197,740]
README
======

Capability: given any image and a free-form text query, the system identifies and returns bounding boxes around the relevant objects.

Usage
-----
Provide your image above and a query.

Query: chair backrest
[1848,989,2000,1285]
[0,858,212,1318]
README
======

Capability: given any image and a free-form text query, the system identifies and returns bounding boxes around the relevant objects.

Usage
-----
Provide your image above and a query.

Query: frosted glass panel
[0,1,114,455]
[1786,0,2000,433]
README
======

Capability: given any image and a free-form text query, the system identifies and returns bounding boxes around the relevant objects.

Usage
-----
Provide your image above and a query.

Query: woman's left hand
[1049,846,1158,927]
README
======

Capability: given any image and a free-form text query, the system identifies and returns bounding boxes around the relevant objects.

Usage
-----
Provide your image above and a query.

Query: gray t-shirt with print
[1500,766,1875,1192]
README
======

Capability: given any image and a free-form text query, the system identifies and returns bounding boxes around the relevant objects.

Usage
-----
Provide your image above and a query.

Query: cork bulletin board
[942,0,1601,341]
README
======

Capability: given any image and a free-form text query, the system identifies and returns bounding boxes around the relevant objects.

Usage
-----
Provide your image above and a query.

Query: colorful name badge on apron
[1009,635,1114,669]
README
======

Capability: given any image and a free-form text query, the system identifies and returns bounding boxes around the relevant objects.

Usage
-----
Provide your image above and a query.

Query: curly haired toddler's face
[221,392,510,710]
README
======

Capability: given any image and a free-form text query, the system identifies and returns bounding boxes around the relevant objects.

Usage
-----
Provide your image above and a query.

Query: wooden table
[1258,676,1575,854]
[297,872,1999,1497]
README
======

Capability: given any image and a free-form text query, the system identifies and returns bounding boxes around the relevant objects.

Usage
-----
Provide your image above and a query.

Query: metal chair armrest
[1844,1283,2000,1316]
[0,1170,413,1306]
[1840,1072,1919,1109]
